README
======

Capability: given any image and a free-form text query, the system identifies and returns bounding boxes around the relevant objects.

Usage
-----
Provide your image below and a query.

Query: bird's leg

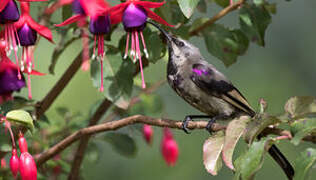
[205,115,230,134]
[182,115,211,134]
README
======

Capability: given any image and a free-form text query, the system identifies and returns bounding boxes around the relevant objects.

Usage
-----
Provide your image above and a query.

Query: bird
[147,21,294,180]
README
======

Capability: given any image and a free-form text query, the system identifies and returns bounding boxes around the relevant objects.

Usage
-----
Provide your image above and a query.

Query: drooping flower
[46,0,90,71]
[143,124,153,144]
[18,133,37,180]
[0,38,26,103]
[110,0,173,89]
[56,0,112,92]
[1,158,7,168]
[10,148,20,178]
[161,128,178,166]
[14,2,52,99]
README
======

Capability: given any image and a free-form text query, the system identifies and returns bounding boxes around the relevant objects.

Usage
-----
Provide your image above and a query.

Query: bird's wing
[190,63,255,117]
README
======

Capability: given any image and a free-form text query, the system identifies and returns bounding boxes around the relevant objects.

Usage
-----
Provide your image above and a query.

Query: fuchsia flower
[0,38,25,103]
[110,0,173,89]
[161,128,179,166]
[143,124,153,144]
[10,148,20,178]
[46,0,90,71]
[1,158,7,168]
[56,0,114,92]
[0,0,47,74]
[14,2,52,99]
[18,133,37,180]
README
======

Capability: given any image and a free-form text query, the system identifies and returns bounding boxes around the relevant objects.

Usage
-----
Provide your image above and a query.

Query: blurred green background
[17,0,316,179]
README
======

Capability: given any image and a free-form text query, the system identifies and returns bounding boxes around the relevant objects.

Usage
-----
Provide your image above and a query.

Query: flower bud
[161,128,179,166]
[18,134,28,153]
[19,152,37,180]
[143,124,153,145]
[10,148,20,178]
[1,158,7,168]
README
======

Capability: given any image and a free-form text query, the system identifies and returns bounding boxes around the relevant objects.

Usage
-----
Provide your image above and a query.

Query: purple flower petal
[0,0,20,24]
[17,24,38,46]
[89,15,111,35]
[72,0,85,15]
[0,68,25,94]
[123,4,147,30]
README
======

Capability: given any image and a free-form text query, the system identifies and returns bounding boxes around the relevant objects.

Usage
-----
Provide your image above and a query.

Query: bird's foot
[182,116,192,134]
[206,118,216,134]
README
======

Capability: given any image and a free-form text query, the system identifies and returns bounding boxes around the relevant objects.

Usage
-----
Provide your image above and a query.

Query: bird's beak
[146,21,172,43]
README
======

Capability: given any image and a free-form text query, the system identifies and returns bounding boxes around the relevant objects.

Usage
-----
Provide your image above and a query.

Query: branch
[68,99,112,180]
[35,114,316,167]
[189,0,246,36]
[35,115,224,166]
[34,52,82,119]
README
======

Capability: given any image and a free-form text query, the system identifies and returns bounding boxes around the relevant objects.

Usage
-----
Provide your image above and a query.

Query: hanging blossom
[45,0,90,71]
[161,128,179,166]
[0,0,47,77]
[56,0,116,92]
[110,0,173,89]
[0,37,25,104]
[14,2,52,99]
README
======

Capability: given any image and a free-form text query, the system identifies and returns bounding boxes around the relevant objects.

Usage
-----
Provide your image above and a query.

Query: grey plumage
[166,34,255,119]
[147,21,294,180]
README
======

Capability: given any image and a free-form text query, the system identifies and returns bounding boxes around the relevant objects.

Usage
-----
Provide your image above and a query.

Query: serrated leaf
[239,3,271,46]
[202,24,249,67]
[290,118,316,145]
[234,138,274,180]
[244,114,280,144]
[284,96,316,119]
[90,54,134,109]
[203,131,225,175]
[294,148,316,180]
[104,132,137,158]
[223,116,250,170]
[177,0,200,18]
[6,110,34,132]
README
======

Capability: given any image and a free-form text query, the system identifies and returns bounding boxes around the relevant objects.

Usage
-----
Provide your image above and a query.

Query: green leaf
[290,118,316,145]
[223,116,251,170]
[284,96,316,119]
[6,110,34,132]
[90,54,134,109]
[239,3,271,46]
[203,131,225,175]
[294,148,316,180]
[177,0,200,18]
[104,132,137,158]
[234,138,274,180]
[129,94,164,116]
[142,28,167,63]
[202,24,249,67]
[244,114,280,144]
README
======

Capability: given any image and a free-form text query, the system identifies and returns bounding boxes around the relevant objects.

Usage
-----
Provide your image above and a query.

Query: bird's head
[147,21,202,63]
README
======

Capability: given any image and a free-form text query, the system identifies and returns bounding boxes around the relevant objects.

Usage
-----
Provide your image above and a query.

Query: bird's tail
[267,143,294,180]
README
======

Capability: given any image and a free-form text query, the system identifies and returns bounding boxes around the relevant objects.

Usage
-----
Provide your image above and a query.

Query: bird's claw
[182,116,191,134]
[206,118,216,134]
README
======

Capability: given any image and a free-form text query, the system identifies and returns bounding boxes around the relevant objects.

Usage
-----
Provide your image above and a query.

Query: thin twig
[68,99,112,180]
[189,0,246,36]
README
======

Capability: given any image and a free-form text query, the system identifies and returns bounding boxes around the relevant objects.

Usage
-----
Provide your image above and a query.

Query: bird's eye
[177,41,184,47]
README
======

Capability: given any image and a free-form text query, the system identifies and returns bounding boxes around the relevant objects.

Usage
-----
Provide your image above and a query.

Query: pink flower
[143,124,153,144]
[19,152,37,180]
[10,148,20,178]
[14,2,51,99]
[161,128,179,166]
[56,0,113,92]
[110,0,173,89]
[1,158,7,168]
